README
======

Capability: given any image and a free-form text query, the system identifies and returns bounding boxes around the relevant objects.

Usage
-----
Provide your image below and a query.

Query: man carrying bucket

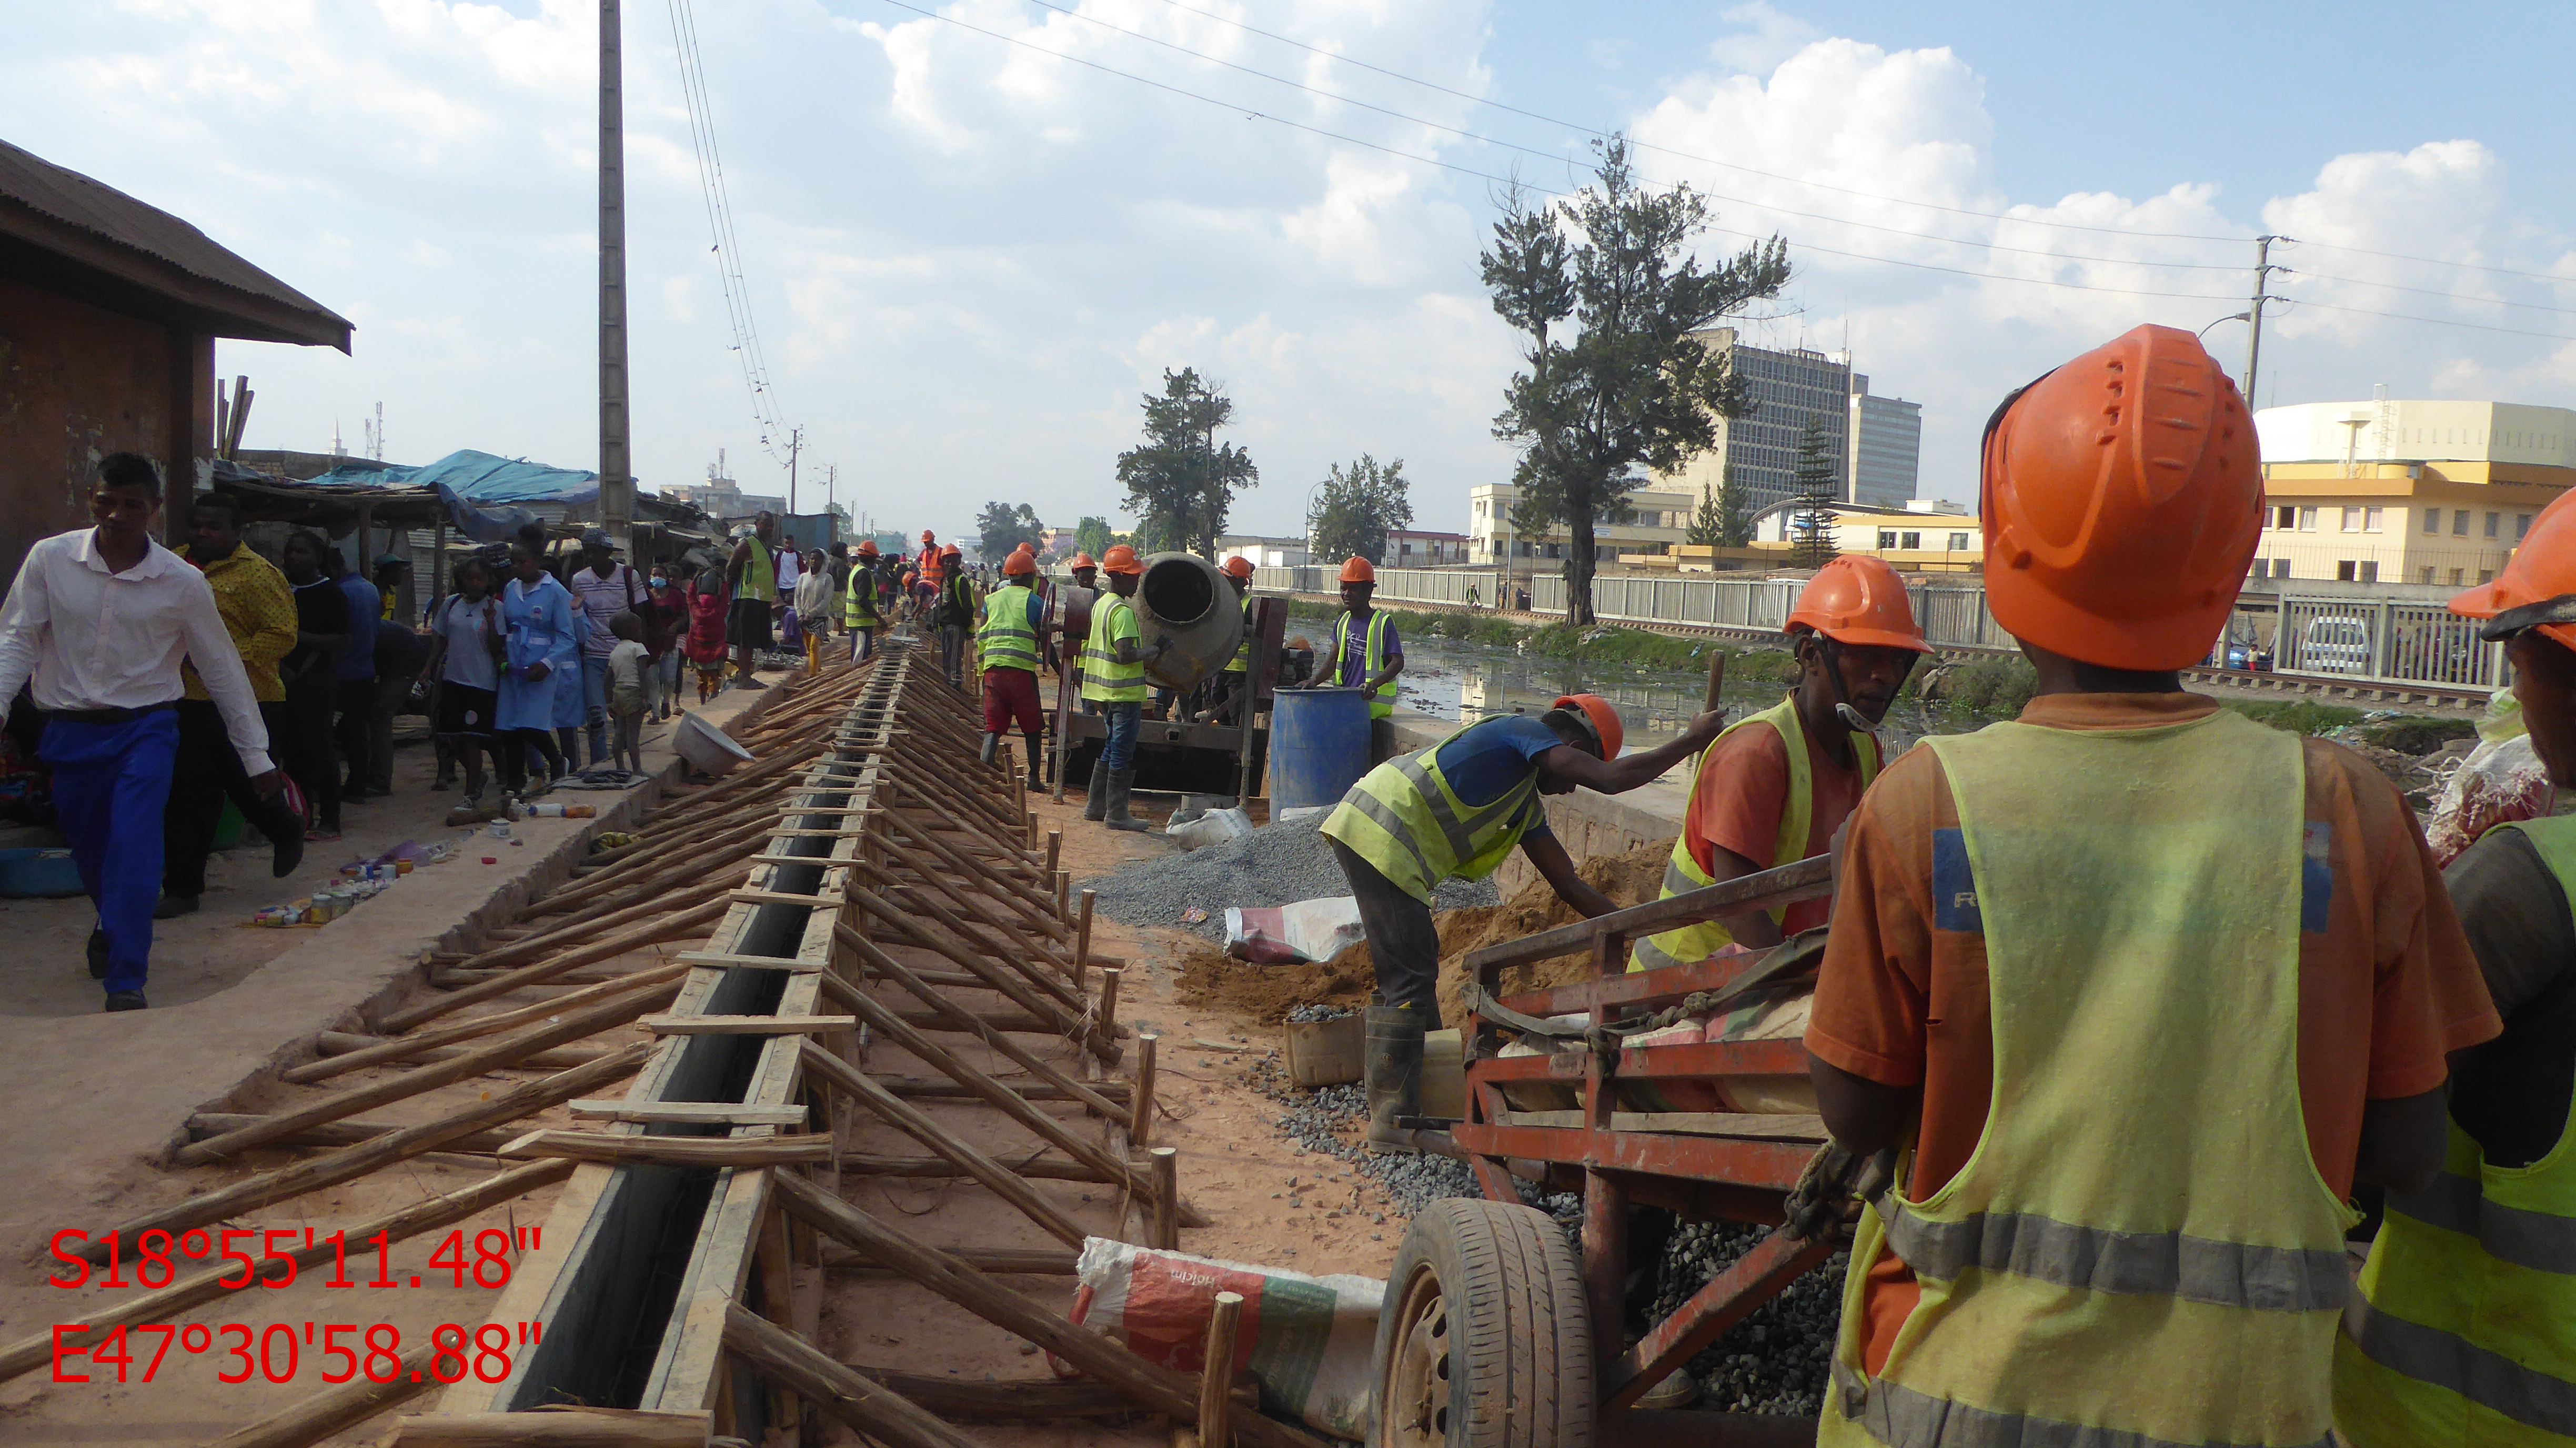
[1320,696,1726,1152]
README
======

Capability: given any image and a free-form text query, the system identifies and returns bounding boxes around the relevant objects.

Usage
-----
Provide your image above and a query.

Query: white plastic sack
[1224,895,1365,964]
[1064,1238,1383,1440]
[1166,806,1253,850]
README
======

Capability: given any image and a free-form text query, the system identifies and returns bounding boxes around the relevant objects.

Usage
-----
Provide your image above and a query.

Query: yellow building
[2253,399,2576,586]
[1623,500,1981,574]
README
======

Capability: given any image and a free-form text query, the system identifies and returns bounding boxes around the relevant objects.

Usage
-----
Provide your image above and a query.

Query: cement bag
[1496,1013,1587,1112]
[1167,806,1253,851]
[1224,896,1364,964]
[1064,1239,1383,1440]
[2428,694,2557,867]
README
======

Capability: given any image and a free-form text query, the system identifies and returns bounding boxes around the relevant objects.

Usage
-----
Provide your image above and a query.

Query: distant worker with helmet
[1196,555,1259,726]
[975,548,1049,790]
[1800,325,2496,1448]
[1297,556,1404,763]
[1079,544,1164,832]
[915,530,943,616]
[1322,695,1729,1153]
[1631,555,1930,972]
[937,543,974,687]
[2335,486,2576,1444]
[1068,552,1098,592]
[843,539,882,662]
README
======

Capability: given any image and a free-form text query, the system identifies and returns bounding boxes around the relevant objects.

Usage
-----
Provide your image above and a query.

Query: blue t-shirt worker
[1317,696,1727,1152]
[1300,556,1406,764]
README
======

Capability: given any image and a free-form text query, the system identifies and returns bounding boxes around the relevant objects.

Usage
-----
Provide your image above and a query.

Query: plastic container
[1282,1013,1366,1088]
[0,847,85,899]
[1269,687,1373,810]
[673,712,757,778]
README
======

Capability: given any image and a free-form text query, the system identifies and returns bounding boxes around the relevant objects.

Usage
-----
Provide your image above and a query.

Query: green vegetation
[2356,715,2478,754]
[1928,654,2039,718]
[2223,699,2366,736]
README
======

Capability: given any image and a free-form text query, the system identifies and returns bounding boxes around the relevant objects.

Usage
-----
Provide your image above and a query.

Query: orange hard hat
[2452,488,2576,654]
[857,539,878,556]
[1100,544,1143,576]
[920,530,936,544]
[1787,556,1931,653]
[904,569,918,584]
[942,544,961,558]
[1982,324,2260,671]
[1070,552,1096,570]
[1339,556,1376,585]
[1002,550,1037,576]
[1221,556,1254,579]
[1552,694,1624,761]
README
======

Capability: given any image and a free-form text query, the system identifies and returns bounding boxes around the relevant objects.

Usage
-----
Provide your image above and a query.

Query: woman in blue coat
[497,527,577,793]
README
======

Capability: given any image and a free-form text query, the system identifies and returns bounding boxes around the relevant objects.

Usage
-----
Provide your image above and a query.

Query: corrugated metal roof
[0,137,350,347]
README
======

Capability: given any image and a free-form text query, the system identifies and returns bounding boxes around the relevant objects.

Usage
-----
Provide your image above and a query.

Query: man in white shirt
[0,454,282,1011]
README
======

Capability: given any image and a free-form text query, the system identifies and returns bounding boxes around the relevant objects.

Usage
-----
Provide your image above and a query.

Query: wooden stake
[382,1407,711,1444]
[1131,1032,1160,1150]
[1046,826,1061,880]
[1151,1147,1180,1250]
[1076,889,1096,985]
[199,1344,436,1448]
[1056,869,1072,921]
[716,1299,985,1448]
[1100,967,1123,1044]
[1201,1292,1244,1448]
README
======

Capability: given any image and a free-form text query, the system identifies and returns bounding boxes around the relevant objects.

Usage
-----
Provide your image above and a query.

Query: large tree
[1114,368,1259,558]
[1307,454,1414,567]
[973,500,1046,560]
[1790,420,1842,570]
[1482,136,1790,622]
[1071,515,1117,562]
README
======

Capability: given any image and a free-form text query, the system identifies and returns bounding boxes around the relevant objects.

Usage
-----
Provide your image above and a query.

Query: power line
[668,0,797,469]
[1007,0,2251,274]
[1132,0,2254,246]
[2270,293,2576,342]
[2290,237,2576,285]
[2285,266,2576,316]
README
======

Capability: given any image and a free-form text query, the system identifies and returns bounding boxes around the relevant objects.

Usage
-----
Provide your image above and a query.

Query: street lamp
[2198,311,2251,341]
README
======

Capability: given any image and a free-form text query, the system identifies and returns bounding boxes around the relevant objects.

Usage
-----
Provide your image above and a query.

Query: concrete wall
[0,274,213,590]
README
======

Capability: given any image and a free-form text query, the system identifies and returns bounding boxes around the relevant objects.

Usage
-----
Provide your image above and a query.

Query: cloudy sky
[12,0,2575,540]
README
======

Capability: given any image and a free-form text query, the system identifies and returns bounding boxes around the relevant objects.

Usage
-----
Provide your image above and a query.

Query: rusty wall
[0,275,212,591]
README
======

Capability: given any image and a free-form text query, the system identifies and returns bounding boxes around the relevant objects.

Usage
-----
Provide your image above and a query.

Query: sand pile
[1176,837,1678,1023]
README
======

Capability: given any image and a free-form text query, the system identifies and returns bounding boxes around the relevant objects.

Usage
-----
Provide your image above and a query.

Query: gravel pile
[1646,1219,1846,1414]
[1244,1056,1573,1228]
[1284,1003,1354,1023]
[1092,812,1500,943]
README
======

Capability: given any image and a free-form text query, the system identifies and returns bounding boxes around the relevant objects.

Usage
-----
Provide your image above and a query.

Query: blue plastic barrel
[1271,687,1374,810]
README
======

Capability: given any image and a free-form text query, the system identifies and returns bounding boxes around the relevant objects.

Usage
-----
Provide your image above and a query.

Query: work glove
[1784,1139,1898,1242]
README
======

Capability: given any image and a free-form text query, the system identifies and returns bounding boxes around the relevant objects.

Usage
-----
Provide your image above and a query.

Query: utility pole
[784,426,803,516]
[597,0,633,548]
[2244,235,2280,408]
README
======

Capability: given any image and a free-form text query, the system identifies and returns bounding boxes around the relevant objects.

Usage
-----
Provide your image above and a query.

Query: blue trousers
[580,656,612,766]
[43,710,179,995]
[1100,700,1142,772]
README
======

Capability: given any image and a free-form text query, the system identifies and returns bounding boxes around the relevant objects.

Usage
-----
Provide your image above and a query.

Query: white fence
[1259,564,2497,693]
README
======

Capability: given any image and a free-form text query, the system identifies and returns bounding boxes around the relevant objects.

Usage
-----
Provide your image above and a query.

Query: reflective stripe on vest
[978,585,1039,672]
[1629,694,1878,974]
[1818,710,2350,1448]
[1334,609,1393,718]
[2334,812,2576,1446]
[1230,591,1254,671]
[1079,594,1147,702]
[1319,719,1545,903]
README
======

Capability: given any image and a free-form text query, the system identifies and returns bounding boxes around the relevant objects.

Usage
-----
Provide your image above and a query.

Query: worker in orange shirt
[1795,325,2498,1447]
[1629,556,1929,972]
[916,530,944,616]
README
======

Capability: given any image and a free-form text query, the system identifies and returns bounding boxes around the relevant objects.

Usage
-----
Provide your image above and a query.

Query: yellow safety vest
[978,584,1039,674]
[1629,693,1878,973]
[1820,709,2351,1448]
[1230,590,1255,672]
[844,571,880,627]
[2335,813,2576,1446]
[1319,719,1547,904]
[738,539,776,604]
[1333,609,1394,719]
[1080,593,1147,703]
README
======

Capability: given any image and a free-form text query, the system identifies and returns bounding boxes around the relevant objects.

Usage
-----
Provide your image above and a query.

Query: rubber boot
[1083,766,1109,822]
[1024,732,1047,792]
[979,731,1000,766]
[1104,768,1150,832]
[1365,1005,1427,1154]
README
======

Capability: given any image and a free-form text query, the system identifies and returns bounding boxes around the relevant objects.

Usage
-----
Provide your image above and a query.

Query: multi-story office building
[1658,329,1921,514]
[2251,398,2575,585]
[1468,482,1693,562]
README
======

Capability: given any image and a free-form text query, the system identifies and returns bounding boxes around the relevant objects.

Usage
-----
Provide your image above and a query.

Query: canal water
[1384,635,1968,775]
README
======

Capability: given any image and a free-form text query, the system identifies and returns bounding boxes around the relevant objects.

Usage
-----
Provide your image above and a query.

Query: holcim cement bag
[1223,896,1365,964]
[1063,1238,1383,1439]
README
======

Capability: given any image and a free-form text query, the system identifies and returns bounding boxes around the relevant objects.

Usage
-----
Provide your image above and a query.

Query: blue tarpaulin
[305,450,600,544]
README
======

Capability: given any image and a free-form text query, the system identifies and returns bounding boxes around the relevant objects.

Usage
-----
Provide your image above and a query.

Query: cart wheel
[1372,1200,1594,1448]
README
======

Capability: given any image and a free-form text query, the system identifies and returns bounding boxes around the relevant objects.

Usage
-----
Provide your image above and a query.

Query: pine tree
[1717,462,1753,548]
[1791,421,1841,569]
